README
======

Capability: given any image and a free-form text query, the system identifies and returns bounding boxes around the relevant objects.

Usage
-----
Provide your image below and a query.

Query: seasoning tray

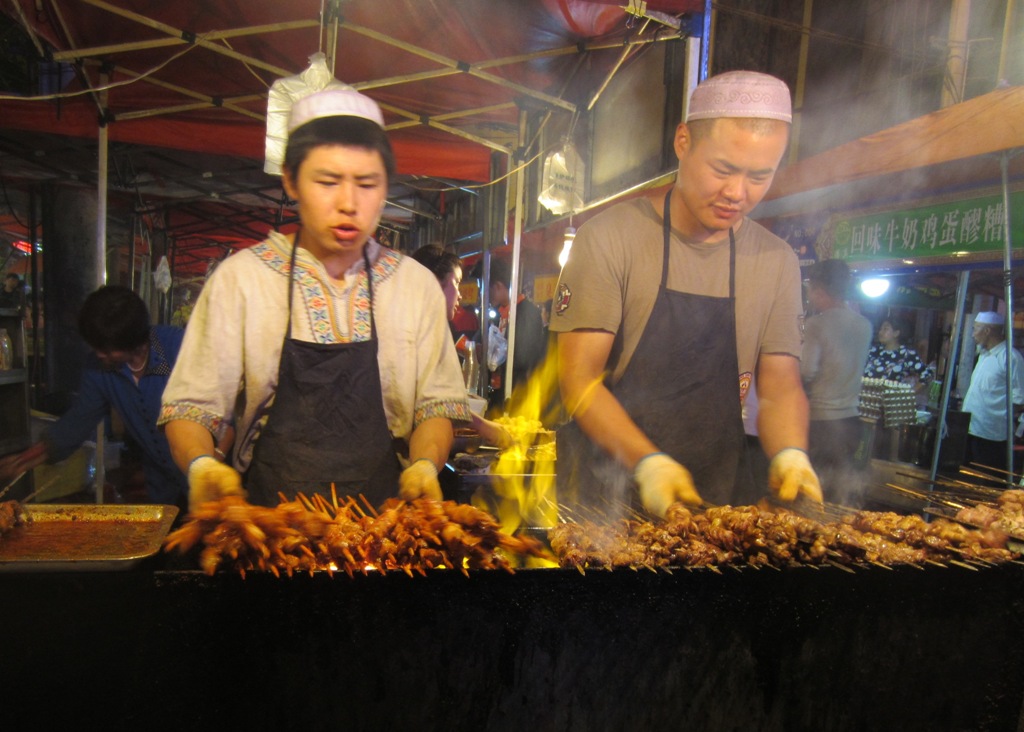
[0,504,178,572]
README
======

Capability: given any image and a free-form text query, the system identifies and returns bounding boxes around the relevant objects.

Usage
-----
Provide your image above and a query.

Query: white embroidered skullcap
[687,71,792,123]
[288,87,384,132]
[975,311,1005,326]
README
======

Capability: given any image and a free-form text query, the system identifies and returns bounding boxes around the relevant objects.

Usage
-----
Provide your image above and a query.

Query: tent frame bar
[36,0,681,159]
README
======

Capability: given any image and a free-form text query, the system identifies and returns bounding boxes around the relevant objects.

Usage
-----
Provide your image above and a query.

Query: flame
[472,344,562,546]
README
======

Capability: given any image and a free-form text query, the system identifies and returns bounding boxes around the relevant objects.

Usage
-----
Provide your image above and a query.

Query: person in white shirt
[159,87,470,510]
[962,310,1024,482]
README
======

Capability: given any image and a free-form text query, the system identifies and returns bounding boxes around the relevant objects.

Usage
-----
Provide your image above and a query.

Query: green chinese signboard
[829,190,1024,264]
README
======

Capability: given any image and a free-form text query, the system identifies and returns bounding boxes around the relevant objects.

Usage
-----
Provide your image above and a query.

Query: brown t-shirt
[549,197,803,398]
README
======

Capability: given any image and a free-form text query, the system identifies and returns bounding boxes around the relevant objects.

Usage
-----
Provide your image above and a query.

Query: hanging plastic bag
[537,141,584,215]
[264,52,348,175]
[487,323,507,373]
[153,255,172,294]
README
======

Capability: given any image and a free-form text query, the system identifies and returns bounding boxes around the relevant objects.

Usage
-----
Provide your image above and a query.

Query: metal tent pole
[94,72,110,504]
[1000,153,1017,486]
[503,112,528,408]
[930,270,970,485]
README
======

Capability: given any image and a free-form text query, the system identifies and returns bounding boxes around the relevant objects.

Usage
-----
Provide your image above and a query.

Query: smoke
[818,462,871,510]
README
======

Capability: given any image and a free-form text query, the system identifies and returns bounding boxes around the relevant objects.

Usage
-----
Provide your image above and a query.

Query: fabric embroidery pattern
[251,237,400,344]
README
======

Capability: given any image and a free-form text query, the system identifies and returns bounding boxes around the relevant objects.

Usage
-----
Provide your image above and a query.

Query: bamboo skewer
[358,494,379,518]
[828,560,858,574]
[966,462,1024,483]
[949,560,980,571]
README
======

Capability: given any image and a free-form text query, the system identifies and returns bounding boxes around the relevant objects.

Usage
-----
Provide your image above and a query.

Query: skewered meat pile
[549,502,1019,571]
[0,499,27,537]
[956,488,1024,540]
[163,494,551,577]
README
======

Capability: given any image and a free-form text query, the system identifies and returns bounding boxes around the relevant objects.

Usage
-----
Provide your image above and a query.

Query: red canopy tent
[0,0,703,275]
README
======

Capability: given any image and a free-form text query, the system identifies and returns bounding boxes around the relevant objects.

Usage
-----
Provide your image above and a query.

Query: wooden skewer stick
[827,559,857,574]
[967,558,996,567]
[358,493,380,518]
[967,461,1024,483]
[949,559,980,571]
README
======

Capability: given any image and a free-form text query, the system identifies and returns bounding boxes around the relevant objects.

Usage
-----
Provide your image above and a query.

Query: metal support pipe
[97,92,109,284]
[166,238,177,325]
[941,0,971,107]
[504,156,526,408]
[930,270,970,485]
[1001,153,1016,485]
[325,0,340,76]
[586,20,650,112]
[476,152,508,399]
[790,0,814,163]
[998,0,1018,83]
[28,188,40,406]
[502,109,531,408]
[700,0,712,81]
[129,216,137,290]
[95,73,110,504]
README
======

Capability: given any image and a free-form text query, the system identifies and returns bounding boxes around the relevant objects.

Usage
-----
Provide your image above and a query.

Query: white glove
[399,458,442,501]
[634,453,702,518]
[188,456,245,511]
[768,448,823,503]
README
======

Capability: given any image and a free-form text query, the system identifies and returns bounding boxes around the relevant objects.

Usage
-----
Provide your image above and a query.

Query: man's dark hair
[490,257,512,288]
[687,117,790,146]
[283,116,396,181]
[808,258,852,300]
[4,273,20,285]
[78,285,150,351]
[411,245,461,282]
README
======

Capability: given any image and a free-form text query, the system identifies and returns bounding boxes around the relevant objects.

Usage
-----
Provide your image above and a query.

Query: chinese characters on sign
[828,191,1024,264]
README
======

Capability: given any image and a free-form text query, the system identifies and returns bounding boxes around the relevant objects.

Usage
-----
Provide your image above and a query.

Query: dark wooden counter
[3,559,1024,731]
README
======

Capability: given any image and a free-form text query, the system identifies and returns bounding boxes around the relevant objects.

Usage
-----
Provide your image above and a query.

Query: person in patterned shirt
[160,87,470,511]
[863,317,934,385]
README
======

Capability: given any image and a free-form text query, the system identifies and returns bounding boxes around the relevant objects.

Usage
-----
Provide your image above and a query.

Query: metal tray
[0,504,178,572]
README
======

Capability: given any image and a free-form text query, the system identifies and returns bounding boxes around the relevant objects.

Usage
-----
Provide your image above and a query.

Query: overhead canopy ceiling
[0,0,702,274]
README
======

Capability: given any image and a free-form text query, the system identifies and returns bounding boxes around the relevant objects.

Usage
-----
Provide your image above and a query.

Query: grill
[3,471,1024,729]
[1,548,1023,730]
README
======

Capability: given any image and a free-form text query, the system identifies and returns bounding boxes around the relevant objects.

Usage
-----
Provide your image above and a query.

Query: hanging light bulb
[559,226,576,268]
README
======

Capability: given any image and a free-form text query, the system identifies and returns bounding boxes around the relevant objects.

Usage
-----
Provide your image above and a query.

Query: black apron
[556,191,754,511]
[245,238,401,507]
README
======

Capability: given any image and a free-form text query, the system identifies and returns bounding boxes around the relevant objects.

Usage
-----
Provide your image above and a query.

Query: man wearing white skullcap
[161,87,471,511]
[552,71,822,516]
[962,311,1024,482]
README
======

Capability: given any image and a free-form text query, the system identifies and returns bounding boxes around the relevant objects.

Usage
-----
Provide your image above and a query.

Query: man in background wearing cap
[962,311,1024,481]
[160,87,470,511]
[551,70,822,516]
[801,259,873,501]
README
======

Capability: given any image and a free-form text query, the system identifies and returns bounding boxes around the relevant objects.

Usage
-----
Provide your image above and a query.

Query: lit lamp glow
[860,278,890,298]
[558,226,576,268]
